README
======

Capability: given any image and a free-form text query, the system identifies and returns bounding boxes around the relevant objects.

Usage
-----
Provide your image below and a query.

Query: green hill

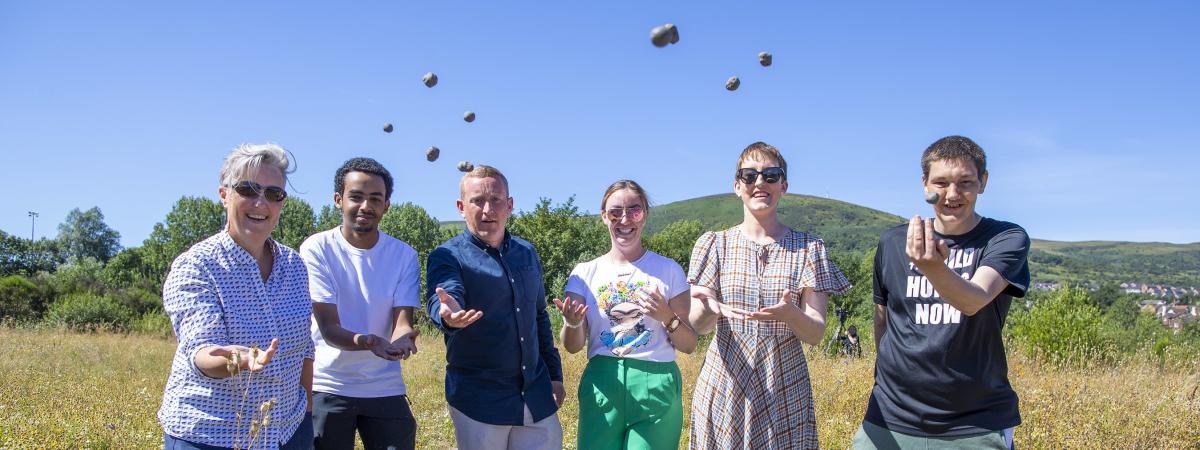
[1029,240,1200,288]
[646,193,904,255]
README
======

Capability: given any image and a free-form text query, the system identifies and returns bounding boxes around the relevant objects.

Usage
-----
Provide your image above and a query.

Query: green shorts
[576,355,683,450]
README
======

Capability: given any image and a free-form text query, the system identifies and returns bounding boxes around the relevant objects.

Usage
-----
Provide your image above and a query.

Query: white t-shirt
[564,250,689,362]
[299,227,420,398]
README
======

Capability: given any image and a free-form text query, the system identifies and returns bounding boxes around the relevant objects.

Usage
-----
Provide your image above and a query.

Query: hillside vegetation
[1030,240,1200,288]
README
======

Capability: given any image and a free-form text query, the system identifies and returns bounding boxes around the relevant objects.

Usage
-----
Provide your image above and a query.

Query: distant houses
[1139,300,1200,331]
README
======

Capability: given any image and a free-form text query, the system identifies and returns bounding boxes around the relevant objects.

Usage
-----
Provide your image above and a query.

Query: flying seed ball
[426,146,440,162]
[422,72,438,88]
[759,51,772,67]
[382,123,393,133]
[457,161,474,172]
[650,23,679,47]
[650,25,671,47]
[725,76,740,91]
[463,111,475,123]
[924,190,940,204]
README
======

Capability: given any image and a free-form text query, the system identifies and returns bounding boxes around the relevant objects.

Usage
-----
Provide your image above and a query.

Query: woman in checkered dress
[686,142,850,449]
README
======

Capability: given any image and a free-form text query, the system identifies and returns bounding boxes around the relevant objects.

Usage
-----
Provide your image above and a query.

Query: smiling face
[923,157,988,235]
[219,165,285,249]
[457,175,513,247]
[734,156,789,214]
[335,171,389,234]
[602,188,647,252]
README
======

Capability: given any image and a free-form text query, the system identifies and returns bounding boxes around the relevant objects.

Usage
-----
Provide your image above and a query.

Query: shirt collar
[217,229,281,265]
[463,228,511,252]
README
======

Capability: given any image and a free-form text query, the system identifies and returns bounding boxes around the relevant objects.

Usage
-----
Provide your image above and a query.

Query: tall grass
[1,327,1197,449]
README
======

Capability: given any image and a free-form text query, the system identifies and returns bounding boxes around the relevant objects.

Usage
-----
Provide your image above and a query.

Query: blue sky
[2,1,1198,248]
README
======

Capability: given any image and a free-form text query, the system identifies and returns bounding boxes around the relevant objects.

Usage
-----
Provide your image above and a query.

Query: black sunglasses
[231,181,288,203]
[735,167,786,184]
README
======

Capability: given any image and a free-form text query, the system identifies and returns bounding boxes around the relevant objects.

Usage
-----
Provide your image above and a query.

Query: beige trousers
[448,405,563,450]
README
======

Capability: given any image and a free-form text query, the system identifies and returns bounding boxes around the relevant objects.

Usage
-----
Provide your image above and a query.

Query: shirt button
[522,365,526,370]
[516,307,521,312]
[520,337,525,342]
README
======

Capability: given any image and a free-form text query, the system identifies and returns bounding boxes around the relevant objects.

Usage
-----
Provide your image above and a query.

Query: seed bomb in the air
[924,190,940,204]
[650,23,679,47]
[725,76,741,91]
[759,52,773,67]
[422,72,438,88]
[382,123,393,133]
[457,161,474,172]
[426,146,440,162]
[463,111,475,123]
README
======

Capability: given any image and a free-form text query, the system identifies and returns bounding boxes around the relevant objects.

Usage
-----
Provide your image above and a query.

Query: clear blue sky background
[2,1,1197,248]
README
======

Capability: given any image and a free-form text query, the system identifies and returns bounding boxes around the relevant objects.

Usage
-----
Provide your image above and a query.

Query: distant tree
[0,231,63,276]
[379,203,447,260]
[272,197,316,250]
[507,197,609,297]
[142,196,225,285]
[315,204,342,232]
[645,219,704,270]
[53,256,107,295]
[56,207,122,263]
[1091,282,1123,310]
[102,247,154,290]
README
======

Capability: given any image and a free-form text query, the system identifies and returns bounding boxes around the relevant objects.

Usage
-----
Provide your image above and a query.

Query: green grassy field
[1,327,1197,449]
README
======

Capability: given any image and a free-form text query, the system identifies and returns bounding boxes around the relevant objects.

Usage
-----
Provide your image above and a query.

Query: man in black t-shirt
[854,136,1030,450]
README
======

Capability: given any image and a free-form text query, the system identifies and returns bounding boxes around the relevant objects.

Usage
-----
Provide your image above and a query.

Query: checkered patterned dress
[688,227,850,450]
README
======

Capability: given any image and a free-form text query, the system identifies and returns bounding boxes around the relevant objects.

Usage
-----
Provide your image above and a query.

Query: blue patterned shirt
[158,231,314,449]
[426,230,563,426]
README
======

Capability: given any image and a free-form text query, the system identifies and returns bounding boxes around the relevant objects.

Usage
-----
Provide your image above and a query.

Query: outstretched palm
[436,287,483,329]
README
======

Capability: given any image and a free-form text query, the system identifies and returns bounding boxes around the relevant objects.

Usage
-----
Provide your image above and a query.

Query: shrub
[45,292,132,331]
[110,287,163,317]
[130,310,174,338]
[0,275,39,320]
[1009,285,1114,367]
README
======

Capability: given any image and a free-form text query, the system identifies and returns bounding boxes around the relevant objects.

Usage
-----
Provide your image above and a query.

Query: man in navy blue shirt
[426,165,565,450]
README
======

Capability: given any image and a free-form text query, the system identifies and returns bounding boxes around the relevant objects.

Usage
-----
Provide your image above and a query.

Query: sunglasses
[736,167,786,185]
[605,206,645,221]
[230,181,288,203]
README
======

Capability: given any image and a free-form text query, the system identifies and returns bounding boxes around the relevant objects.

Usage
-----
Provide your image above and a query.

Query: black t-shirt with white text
[865,217,1030,436]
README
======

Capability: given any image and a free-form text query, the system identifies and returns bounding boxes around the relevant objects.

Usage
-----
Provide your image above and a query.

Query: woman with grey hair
[158,143,315,450]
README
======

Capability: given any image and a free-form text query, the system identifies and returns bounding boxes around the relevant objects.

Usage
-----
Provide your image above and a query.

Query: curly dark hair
[334,157,394,199]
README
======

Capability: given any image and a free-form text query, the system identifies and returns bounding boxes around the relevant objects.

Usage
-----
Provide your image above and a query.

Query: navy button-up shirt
[426,230,563,425]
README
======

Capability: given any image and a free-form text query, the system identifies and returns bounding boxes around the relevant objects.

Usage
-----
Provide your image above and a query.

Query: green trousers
[576,355,683,450]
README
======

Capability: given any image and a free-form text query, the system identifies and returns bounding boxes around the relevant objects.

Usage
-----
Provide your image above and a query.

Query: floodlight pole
[27,211,38,241]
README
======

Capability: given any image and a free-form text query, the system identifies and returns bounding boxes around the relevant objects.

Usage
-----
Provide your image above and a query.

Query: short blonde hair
[459,164,510,198]
[735,141,788,178]
[219,143,294,187]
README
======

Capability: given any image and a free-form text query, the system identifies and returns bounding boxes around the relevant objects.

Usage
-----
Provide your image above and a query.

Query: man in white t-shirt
[300,157,421,450]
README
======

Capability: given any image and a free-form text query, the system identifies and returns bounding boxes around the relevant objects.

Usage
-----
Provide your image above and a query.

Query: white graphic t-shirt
[564,250,689,362]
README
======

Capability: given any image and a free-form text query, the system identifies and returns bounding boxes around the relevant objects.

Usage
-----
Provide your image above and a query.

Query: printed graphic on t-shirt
[594,279,652,357]
[905,248,977,325]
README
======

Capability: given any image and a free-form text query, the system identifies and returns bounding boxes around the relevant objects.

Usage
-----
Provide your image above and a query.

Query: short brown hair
[736,141,788,179]
[600,179,650,213]
[459,164,510,198]
[921,136,987,180]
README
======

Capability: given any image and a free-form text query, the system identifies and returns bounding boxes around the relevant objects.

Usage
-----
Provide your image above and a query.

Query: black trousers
[312,392,416,450]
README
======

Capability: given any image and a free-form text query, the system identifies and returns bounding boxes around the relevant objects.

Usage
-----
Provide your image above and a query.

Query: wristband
[563,319,584,329]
